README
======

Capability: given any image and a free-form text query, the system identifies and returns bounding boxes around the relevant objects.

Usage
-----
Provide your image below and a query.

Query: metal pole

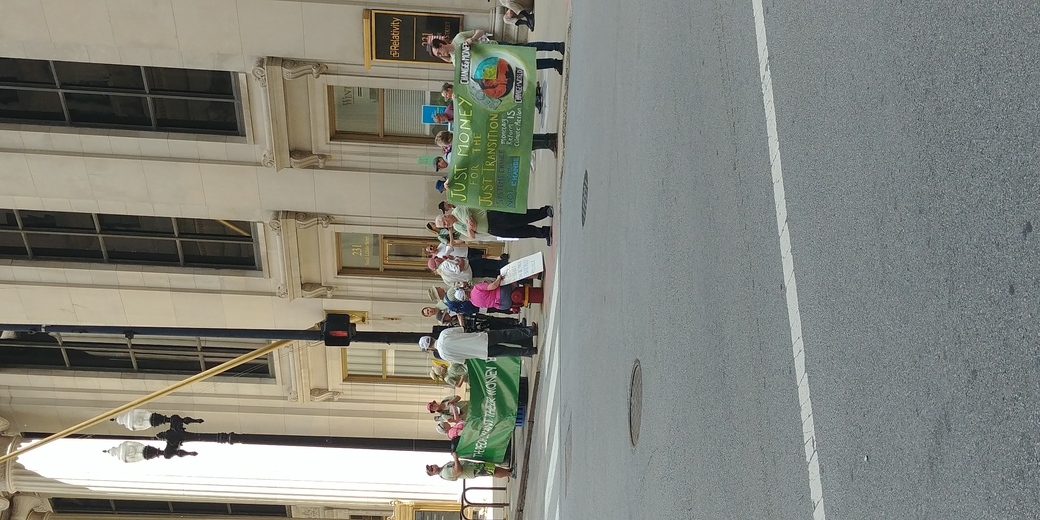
[0,323,322,341]
[0,324,429,344]
[0,338,293,465]
[222,432,450,452]
[347,331,430,345]
[22,432,451,454]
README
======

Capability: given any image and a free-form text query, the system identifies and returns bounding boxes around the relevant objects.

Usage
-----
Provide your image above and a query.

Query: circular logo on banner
[466,50,526,111]
[473,57,514,99]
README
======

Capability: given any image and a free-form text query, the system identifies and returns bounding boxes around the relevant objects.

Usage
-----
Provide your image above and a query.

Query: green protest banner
[454,356,521,463]
[445,42,536,213]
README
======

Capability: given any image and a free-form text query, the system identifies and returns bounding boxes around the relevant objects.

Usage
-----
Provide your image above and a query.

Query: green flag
[445,42,536,213]
[454,356,521,463]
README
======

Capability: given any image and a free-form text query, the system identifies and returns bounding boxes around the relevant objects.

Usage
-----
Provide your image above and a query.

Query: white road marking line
[540,265,561,450]
[542,407,562,520]
[751,2,827,519]
[542,255,562,339]
[539,258,563,520]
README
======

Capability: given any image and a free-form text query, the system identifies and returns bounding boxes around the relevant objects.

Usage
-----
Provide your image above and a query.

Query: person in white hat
[418,325,537,363]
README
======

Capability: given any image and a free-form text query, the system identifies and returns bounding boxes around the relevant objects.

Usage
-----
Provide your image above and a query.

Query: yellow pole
[0,338,294,465]
[216,219,251,237]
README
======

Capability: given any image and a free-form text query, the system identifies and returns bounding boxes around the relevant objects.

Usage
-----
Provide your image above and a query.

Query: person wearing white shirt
[427,247,508,279]
[418,326,537,363]
[431,255,473,285]
[432,242,468,259]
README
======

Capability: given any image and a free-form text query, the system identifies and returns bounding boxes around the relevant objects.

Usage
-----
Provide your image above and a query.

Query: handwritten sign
[499,252,543,285]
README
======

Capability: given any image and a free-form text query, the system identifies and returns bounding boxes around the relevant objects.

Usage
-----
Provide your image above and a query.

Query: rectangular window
[0,333,274,377]
[0,59,242,135]
[413,512,457,520]
[341,346,433,383]
[330,86,448,144]
[51,498,288,517]
[0,209,259,270]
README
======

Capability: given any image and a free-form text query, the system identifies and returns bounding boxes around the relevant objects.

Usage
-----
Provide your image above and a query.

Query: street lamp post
[0,316,444,466]
[0,315,431,346]
[105,410,212,462]
[103,409,450,463]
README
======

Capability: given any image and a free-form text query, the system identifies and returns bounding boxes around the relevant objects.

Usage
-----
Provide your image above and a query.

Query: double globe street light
[104,408,210,463]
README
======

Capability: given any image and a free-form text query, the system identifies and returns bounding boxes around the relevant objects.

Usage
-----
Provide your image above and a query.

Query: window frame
[0,59,245,136]
[0,332,275,377]
[328,312,435,385]
[50,498,288,517]
[340,345,438,384]
[327,85,447,145]
[0,209,261,271]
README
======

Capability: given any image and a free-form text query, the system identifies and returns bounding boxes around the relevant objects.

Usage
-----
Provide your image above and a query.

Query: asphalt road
[554,0,1040,518]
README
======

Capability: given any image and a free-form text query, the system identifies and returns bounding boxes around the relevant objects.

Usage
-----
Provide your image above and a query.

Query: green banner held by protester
[445,42,536,213]
[454,356,521,463]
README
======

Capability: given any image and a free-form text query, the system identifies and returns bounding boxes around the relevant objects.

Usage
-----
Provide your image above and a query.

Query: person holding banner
[437,128,557,159]
[437,204,554,245]
[434,158,449,173]
[427,221,486,245]
[426,452,511,481]
[428,395,469,423]
[438,203,519,242]
[418,325,537,363]
[427,29,565,75]
[433,417,465,452]
[428,221,513,245]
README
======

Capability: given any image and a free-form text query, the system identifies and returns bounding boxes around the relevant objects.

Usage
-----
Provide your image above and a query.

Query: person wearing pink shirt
[469,275,515,312]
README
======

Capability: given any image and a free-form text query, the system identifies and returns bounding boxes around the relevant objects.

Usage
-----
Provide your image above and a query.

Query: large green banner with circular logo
[445,42,536,214]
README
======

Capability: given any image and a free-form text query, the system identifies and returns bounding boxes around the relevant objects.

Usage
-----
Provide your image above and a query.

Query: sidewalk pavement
[491,1,572,519]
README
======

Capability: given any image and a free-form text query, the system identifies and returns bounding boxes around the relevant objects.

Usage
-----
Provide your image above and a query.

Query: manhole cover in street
[581,170,589,226]
[629,360,642,446]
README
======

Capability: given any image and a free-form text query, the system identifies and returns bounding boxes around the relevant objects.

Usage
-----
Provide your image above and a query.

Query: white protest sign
[499,252,544,285]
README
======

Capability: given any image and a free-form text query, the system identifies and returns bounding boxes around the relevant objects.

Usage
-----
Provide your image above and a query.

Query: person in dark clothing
[461,313,522,332]
[532,132,560,155]
[437,205,554,245]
